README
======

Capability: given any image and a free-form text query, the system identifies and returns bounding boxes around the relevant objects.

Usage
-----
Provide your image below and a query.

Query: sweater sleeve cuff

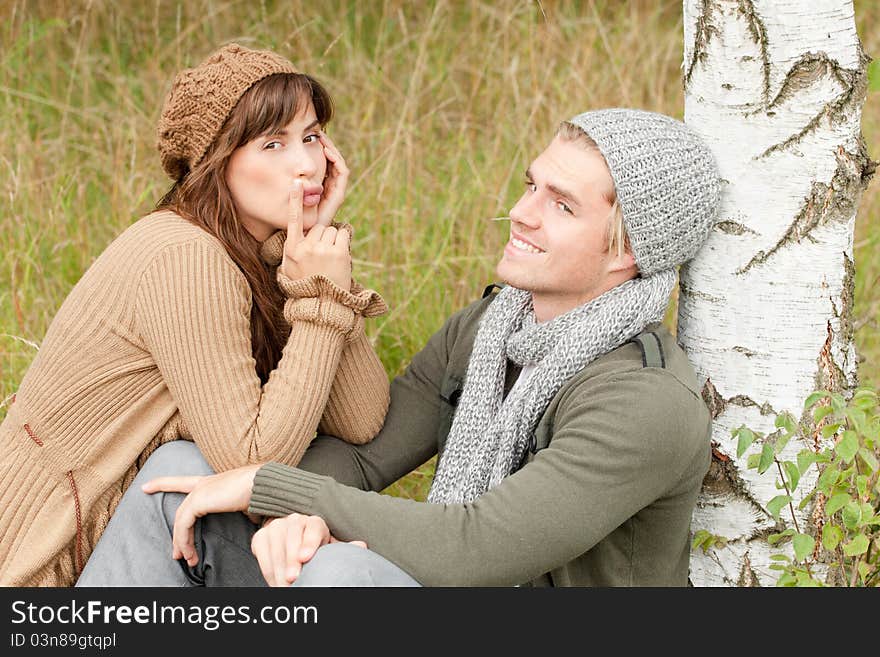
[248,462,331,517]
[278,272,387,336]
[276,271,387,317]
[282,294,357,334]
[348,279,388,318]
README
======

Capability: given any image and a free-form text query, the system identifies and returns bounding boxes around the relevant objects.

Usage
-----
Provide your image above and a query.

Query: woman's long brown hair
[156,73,333,383]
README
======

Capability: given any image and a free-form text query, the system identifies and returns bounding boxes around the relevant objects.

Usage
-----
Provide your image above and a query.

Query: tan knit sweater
[0,211,390,587]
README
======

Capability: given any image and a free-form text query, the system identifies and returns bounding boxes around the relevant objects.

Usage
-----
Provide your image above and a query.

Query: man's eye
[556,200,573,214]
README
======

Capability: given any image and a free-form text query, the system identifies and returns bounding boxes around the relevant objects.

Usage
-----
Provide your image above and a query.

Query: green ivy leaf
[746,452,761,470]
[775,412,797,434]
[766,494,791,520]
[736,427,756,458]
[835,431,859,463]
[777,572,797,587]
[822,523,843,551]
[817,466,839,495]
[691,529,710,550]
[768,528,795,545]
[844,408,866,434]
[821,423,841,439]
[793,533,815,562]
[860,502,874,525]
[758,442,775,474]
[783,461,800,491]
[797,490,816,510]
[797,449,820,474]
[774,432,791,456]
[769,553,791,561]
[842,501,862,529]
[813,405,835,424]
[691,529,726,553]
[857,447,878,473]
[856,474,868,498]
[825,492,851,517]
[795,573,822,587]
[842,534,869,556]
[804,390,831,409]
[852,388,878,404]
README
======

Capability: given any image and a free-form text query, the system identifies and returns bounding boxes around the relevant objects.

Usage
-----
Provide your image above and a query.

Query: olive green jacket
[249,290,711,586]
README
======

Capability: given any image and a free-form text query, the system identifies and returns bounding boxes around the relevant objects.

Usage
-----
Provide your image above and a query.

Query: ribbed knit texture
[250,462,329,518]
[0,211,389,586]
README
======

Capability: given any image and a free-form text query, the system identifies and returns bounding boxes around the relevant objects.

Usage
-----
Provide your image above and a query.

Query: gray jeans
[76,441,420,587]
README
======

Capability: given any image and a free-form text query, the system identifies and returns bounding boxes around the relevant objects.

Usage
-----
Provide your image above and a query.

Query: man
[77,108,721,587]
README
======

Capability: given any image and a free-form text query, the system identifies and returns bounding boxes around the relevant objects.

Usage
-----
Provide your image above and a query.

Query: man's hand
[142,463,261,567]
[250,514,366,586]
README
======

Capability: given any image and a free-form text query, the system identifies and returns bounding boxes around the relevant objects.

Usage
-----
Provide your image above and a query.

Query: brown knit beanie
[156,43,298,180]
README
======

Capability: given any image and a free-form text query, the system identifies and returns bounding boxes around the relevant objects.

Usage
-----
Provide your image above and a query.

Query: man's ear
[607,249,636,275]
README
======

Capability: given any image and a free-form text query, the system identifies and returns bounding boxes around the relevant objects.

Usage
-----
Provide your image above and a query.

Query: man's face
[496,136,635,321]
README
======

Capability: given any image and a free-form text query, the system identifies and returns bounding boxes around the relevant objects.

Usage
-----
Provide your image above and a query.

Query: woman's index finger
[287,180,305,244]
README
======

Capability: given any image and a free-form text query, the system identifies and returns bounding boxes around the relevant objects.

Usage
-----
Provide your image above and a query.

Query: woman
[0,43,390,587]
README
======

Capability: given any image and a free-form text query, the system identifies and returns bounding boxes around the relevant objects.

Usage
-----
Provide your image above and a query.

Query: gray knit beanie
[567,109,721,275]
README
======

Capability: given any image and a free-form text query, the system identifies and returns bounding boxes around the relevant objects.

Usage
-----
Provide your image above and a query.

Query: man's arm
[295,298,481,491]
[250,368,709,586]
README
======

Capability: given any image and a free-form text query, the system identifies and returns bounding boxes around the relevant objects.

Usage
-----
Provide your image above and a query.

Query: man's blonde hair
[557,121,628,259]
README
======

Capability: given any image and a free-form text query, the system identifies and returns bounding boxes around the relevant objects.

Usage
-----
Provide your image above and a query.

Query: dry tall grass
[1,0,877,499]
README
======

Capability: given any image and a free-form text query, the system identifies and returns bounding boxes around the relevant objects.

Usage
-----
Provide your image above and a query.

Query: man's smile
[507,231,545,255]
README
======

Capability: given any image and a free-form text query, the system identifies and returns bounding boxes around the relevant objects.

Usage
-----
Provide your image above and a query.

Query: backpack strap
[482,282,505,299]
[629,331,666,369]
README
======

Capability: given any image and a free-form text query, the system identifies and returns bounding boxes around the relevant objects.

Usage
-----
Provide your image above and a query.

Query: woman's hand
[142,464,261,567]
[281,180,352,291]
[251,513,366,586]
[315,132,349,227]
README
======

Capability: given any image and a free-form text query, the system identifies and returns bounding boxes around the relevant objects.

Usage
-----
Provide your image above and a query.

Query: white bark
[679,0,871,586]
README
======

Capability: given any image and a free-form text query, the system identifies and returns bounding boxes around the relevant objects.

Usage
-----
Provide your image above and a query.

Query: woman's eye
[524,181,536,192]
[263,140,282,150]
[304,134,320,144]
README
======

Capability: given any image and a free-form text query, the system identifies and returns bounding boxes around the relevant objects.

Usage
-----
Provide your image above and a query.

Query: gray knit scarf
[427,270,676,504]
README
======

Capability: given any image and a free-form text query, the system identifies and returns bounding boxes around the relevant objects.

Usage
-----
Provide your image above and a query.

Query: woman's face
[225,100,327,241]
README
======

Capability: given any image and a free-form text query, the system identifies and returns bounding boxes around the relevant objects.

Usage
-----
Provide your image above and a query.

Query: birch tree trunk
[678,0,873,586]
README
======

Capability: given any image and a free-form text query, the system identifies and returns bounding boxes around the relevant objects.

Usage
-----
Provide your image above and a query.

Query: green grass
[1,0,878,500]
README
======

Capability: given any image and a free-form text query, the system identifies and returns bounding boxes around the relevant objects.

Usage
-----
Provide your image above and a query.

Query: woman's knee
[138,440,214,480]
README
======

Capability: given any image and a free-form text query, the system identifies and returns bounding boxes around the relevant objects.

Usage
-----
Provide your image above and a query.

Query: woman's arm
[134,237,380,472]
[317,278,390,444]
[318,327,390,444]
[258,217,391,446]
